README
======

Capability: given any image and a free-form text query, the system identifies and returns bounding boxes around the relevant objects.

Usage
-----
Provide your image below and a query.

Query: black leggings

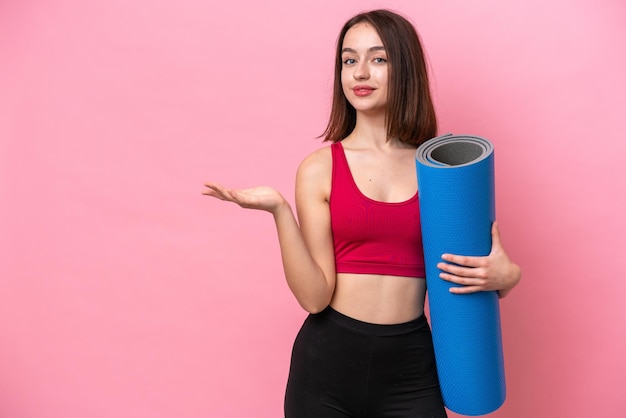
[284,307,447,418]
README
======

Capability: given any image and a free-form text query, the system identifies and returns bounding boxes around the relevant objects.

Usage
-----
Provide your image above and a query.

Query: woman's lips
[353,85,375,97]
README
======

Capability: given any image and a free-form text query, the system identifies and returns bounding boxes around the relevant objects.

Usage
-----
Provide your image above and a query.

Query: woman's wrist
[272,199,292,219]
[498,263,521,298]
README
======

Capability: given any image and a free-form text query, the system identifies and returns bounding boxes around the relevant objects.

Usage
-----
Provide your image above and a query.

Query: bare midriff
[330,273,427,325]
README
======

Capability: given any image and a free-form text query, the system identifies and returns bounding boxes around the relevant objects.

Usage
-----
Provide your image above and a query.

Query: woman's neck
[345,119,411,150]
[346,112,390,148]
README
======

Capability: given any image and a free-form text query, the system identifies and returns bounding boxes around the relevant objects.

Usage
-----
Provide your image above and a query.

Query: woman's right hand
[202,182,288,214]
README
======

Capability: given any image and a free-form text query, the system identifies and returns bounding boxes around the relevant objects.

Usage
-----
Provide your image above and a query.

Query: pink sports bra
[329,142,426,278]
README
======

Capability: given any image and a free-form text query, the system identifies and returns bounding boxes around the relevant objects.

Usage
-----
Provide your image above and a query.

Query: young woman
[203,9,521,418]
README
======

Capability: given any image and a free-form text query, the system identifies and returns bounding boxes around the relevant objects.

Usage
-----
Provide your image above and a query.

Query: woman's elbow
[297,292,332,314]
[299,300,330,314]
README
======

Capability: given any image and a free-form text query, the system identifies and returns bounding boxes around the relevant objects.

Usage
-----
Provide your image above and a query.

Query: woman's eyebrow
[341,46,386,54]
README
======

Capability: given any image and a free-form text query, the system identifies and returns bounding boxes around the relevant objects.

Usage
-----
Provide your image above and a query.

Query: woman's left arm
[437,222,521,298]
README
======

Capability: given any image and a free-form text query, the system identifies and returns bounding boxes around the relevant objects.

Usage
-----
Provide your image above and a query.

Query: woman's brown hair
[322,9,437,146]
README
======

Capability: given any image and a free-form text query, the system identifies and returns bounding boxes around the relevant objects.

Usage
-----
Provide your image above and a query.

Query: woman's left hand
[437,222,521,298]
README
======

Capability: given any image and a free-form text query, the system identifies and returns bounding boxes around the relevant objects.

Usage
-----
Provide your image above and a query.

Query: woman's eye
[343,58,356,65]
[373,57,387,63]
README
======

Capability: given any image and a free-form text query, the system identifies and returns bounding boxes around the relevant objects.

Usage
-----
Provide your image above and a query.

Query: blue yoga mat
[416,134,505,416]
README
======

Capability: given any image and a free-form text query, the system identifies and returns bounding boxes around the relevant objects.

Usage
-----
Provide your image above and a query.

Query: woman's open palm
[203,182,286,213]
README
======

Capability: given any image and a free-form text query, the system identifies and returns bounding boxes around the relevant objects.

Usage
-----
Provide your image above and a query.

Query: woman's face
[340,23,389,116]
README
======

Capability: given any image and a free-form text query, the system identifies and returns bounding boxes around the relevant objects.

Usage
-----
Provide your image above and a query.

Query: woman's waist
[330,273,426,324]
[315,305,429,336]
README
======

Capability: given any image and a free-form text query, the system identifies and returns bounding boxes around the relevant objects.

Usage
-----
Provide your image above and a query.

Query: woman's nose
[353,61,369,80]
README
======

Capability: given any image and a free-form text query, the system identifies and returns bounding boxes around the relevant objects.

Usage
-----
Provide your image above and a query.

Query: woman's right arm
[202,148,336,313]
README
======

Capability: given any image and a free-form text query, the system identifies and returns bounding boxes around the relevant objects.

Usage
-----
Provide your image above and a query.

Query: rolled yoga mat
[415,134,505,416]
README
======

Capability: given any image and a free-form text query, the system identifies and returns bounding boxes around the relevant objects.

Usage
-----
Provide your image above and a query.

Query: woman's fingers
[436,222,520,295]
[202,182,236,202]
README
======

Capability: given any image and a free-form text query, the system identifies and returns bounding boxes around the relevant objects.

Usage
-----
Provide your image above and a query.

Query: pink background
[1,0,625,417]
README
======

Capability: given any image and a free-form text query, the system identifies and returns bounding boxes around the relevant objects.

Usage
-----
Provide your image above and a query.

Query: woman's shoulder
[296,145,333,194]
[298,145,333,177]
